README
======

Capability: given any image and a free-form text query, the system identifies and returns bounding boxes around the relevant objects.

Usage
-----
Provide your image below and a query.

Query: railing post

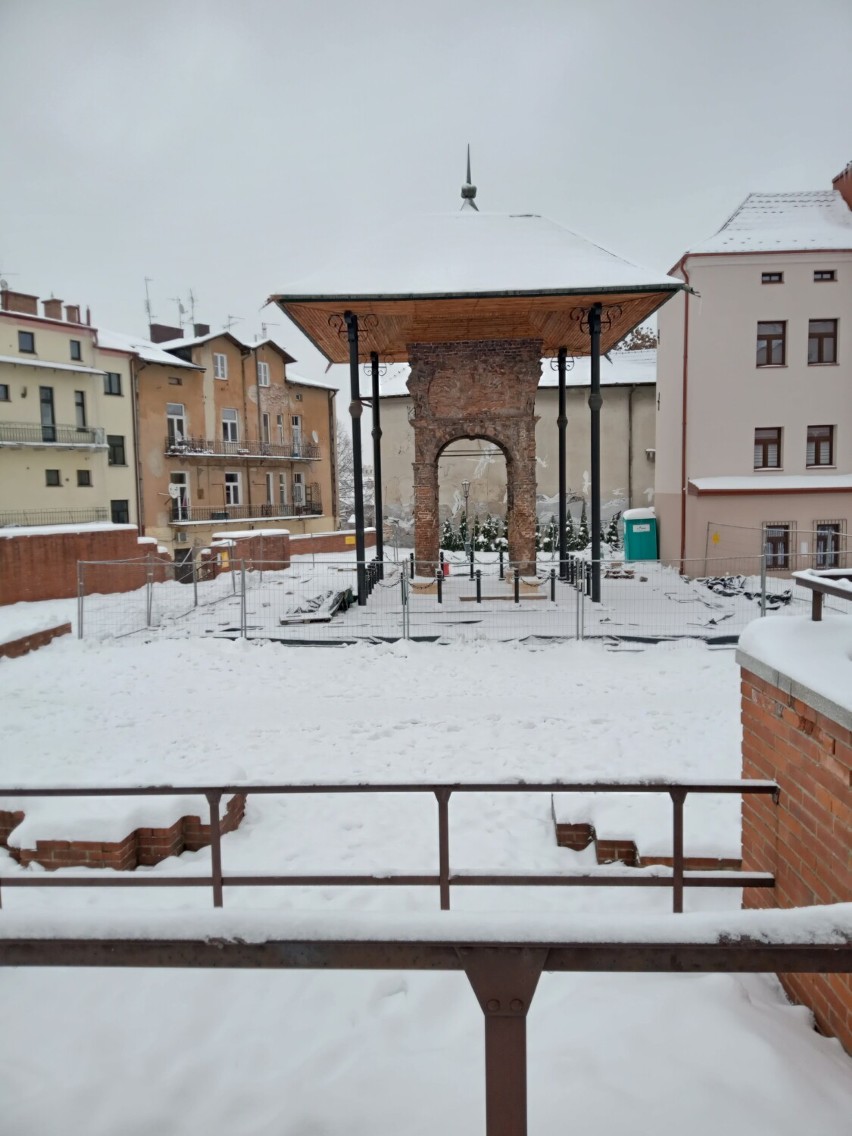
[760,551,767,617]
[240,560,247,637]
[146,555,154,628]
[514,568,520,605]
[550,568,556,603]
[670,788,686,913]
[435,788,452,910]
[191,551,198,608]
[77,561,85,639]
[476,569,482,603]
[205,790,224,908]
[470,548,475,581]
[436,567,443,604]
[400,562,409,640]
[499,547,505,580]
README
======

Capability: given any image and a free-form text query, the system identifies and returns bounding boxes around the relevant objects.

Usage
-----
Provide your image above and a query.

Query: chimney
[832,161,852,211]
[149,322,184,343]
[1,289,39,315]
[193,322,210,337]
[43,298,63,320]
[65,304,81,324]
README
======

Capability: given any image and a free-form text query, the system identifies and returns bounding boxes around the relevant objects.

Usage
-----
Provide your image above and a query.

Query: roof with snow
[270,211,683,363]
[158,330,297,365]
[689,191,852,255]
[0,354,106,377]
[96,328,201,370]
[379,347,656,398]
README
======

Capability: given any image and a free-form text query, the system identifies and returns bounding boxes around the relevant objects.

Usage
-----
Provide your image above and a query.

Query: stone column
[507,454,538,575]
[413,454,439,574]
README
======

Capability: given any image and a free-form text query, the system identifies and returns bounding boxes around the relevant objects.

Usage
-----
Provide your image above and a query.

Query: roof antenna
[461,144,478,212]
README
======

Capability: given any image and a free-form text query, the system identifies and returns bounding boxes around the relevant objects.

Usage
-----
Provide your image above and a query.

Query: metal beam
[588,302,602,602]
[370,351,384,569]
[344,311,367,603]
[557,346,568,579]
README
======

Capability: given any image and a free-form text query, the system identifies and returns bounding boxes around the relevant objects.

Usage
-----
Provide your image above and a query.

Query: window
[170,472,190,520]
[213,353,228,380]
[756,321,786,366]
[807,425,834,467]
[292,414,302,455]
[110,499,130,525]
[262,412,270,444]
[276,414,285,443]
[166,403,186,445]
[293,472,305,505]
[266,472,275,505]
[45,469,61,487]
[107,434,126,466]
[257,361,270,387]
[224,472,241,506]
[168,376,182,386]
[104,372,122,396]
[814,270,836,282]
[761,272,783,284]
[754,427,782,469]
[18,330,35,353]
[808,319,837,364]
[815,522,843,568]
[74,391,87,429]
[278,472,287,506]
[40,386,55,442]
[763,523,790,569]
[0,384,8,401]
[70,340,82,361]
[222,408,239,446]
[77,469,92,487]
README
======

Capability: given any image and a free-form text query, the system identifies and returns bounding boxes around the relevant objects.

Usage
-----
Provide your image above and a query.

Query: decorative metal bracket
[569,303,623,333]
[548,354,575,372]
[328,312,379,343]
[362,359,387,378]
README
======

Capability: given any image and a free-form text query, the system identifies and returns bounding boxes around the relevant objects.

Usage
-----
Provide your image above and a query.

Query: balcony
[0,507,110,528]
[0,422,106,449]
[170,497,323,525]
[164,436,320,460]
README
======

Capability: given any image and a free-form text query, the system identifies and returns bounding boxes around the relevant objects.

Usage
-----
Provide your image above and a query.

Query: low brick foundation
[554,819,740,871]
[740,668,852,1053]
[290,528,376,556]
[0,793,246,871]
[0,622,71,659]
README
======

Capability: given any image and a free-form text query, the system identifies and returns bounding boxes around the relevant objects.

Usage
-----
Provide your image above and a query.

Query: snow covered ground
[1,634,851,1133]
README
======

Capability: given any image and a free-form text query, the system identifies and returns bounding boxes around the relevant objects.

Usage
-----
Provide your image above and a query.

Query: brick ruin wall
[741,668,852,1052]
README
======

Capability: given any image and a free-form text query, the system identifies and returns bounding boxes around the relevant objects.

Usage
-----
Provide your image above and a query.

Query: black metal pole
[370,351,384,577]
[344,311,367,605]
[476,569,482,603]
[589,304,602,603]
[557,346,568,580]
[436,567,443,604]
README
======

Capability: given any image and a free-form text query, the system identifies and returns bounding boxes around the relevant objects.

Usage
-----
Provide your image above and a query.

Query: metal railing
[793,567,852,620]
[165,436,320,460]
[170,499,322,523]
[0,506,110,527]
[0,779,779,914]
[0,421,106,446]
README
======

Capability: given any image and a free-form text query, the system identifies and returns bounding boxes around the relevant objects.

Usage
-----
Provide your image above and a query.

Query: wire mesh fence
[76,549,850,645]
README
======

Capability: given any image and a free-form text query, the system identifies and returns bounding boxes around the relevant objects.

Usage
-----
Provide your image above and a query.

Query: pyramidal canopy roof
[689,190,852,255]
[270,211,683,364]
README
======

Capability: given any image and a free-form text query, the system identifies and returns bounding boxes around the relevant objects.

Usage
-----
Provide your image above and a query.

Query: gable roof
[158,330,296,365]
[688,190,852,255]
[96,328,201,369]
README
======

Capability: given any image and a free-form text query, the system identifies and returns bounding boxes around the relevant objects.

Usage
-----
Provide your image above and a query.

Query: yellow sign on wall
[345,536,355,546]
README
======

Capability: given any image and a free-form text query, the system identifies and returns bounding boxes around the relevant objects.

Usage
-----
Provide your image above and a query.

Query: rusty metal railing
[0,779,779,914]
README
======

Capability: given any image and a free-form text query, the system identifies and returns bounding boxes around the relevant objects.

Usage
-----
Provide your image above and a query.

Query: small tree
[577,501,590,550]
[565,513,575,551]
[441,518,457,551]
[605,511,622,550]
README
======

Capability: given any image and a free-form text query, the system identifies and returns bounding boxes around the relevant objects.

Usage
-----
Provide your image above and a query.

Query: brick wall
[0,793,246,871]
[0,527,170,605]
[741,668,852,1052]
[290,529,376,556]
[0,622,71,659]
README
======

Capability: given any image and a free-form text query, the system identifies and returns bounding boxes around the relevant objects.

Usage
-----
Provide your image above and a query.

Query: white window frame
[262,412,270,443]
[292,414,302,455]
[170,471,190,520]
[293,471,305,506]
[213,352,228,380]
[278,472,288,507]
[166,403,187,444]
[257,360,270,387]
[224,472,241,506]
[222,408,239,445]
[276,414,285,443]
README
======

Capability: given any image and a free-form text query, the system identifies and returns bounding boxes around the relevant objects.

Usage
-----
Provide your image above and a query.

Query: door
[166,403,186,446]
[291,415,302,456]
[170,472,189,521]
[816,523,841,568]
[293,472,305,507]
[40,386,56,443]
[764,524,790,570]
[75,390,87,430]
[222,408,239,453]
[174,547,194,584]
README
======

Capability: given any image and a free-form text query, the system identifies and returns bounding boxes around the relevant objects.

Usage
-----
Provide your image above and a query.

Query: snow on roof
[0,355,106,377]
[689,473,852,493]
[0,522,137,539]
[96,328,200,369]
[276,211,682,298]
[287,370,339,391]
[689,191,852,255]
[378,348,656,398]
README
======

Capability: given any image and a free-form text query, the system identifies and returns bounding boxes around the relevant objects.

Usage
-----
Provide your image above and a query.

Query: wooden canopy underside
[272,289,677,364]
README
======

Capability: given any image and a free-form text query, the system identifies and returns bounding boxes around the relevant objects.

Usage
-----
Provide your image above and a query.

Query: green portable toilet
[622,508,658,561]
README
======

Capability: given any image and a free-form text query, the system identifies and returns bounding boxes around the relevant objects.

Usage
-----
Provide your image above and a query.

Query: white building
[656,162,852,569]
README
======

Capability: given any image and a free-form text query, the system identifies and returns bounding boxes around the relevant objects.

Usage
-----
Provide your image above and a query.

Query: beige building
[656,162,852,568]
[0,288,137,527]
[121,326,339,557]
[379,349,656,530]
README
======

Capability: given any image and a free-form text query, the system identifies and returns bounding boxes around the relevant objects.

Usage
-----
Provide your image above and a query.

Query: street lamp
[461,479,471,539]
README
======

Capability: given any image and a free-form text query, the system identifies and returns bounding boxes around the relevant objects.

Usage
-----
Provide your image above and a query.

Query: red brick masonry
[740,668,852,1052]
[0,622,71,660]
[0,793,246,871]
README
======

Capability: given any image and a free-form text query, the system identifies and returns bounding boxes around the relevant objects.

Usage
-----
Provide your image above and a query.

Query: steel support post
[557,346,568,579]
[588,304,602,602]
[345,312,367,605]
[670,788,686,914]
[76,561,84,639]
[459,947,548,1136]
[370,352,384,577]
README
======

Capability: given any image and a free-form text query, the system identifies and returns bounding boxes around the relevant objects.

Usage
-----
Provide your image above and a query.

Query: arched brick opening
[408,338,541,573]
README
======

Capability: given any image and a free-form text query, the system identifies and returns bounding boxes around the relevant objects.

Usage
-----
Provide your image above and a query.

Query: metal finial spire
[461,143,478,211]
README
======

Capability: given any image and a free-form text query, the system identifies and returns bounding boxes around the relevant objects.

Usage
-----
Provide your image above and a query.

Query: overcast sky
[1,0,851,385]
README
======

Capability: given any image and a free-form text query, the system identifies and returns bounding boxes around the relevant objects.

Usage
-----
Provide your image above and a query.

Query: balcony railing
[0,507,110,528]
[0,422,106,447]
[165,436,320,460]
[170,499,323,524]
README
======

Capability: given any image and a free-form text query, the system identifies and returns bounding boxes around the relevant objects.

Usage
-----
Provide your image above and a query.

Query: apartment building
[656,162,852,568]
[0,288,137,528]
[134,326,338,555]
[379,349,657,525]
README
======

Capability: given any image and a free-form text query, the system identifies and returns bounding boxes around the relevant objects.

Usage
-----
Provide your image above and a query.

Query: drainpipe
[627,383,635,509]
[130,358,146,533]
[676,256,692,562]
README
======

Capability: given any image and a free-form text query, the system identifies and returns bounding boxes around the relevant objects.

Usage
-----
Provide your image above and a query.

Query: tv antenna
[187,288,197,326]
[143,277,155,325]
[259,321,279,340]
[225,314,244,331]
[168,296,186,328]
